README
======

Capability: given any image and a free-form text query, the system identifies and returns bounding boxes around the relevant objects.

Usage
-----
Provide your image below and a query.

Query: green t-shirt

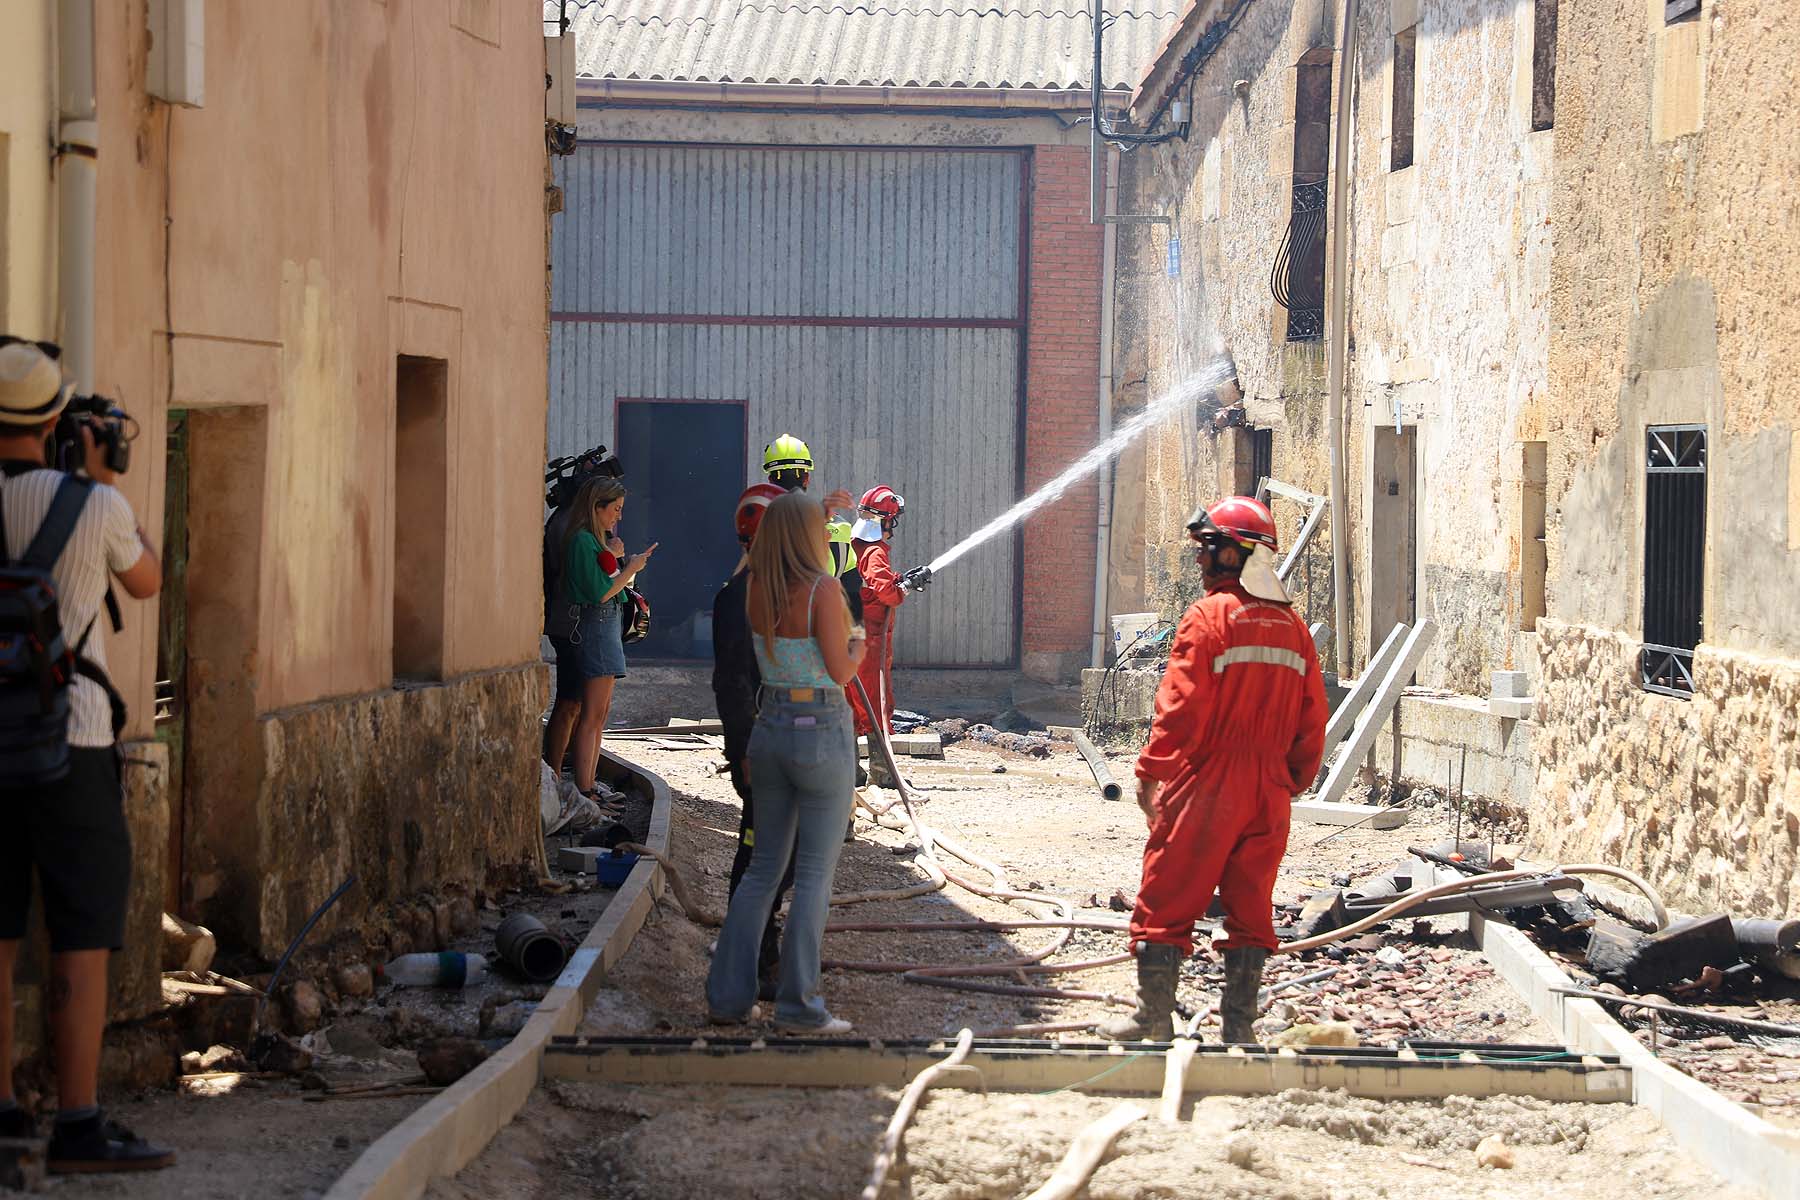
[562,528,618,606]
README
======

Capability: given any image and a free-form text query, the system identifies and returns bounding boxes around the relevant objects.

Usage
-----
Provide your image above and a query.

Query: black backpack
[0,472,124,783]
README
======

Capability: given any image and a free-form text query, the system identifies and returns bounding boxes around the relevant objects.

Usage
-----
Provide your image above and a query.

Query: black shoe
[0,1105,36,1139]
[855,763,869,788]
[47,1113,175,1174]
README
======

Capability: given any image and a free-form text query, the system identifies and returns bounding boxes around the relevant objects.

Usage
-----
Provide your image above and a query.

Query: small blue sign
[1166,235,1182,278]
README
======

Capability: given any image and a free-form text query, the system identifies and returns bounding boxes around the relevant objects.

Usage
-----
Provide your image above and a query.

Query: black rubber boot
[1096,943,1180,1041]
[1219,947,1269,1044]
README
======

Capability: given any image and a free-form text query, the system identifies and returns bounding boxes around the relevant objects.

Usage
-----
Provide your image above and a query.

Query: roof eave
[575,77,1129,112]
[1129,0,1229,117]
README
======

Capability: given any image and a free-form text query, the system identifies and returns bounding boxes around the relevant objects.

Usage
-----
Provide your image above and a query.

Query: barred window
[1641,425,1705,697]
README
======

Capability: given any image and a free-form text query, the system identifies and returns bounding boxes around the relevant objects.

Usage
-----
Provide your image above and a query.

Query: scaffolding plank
[1290,799,1409,829]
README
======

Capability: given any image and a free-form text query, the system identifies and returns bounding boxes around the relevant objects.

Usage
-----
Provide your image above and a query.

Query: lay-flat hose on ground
[860,1028,980,1200]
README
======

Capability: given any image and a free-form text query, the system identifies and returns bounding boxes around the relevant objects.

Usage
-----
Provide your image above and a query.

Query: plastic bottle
[379,951,488,989]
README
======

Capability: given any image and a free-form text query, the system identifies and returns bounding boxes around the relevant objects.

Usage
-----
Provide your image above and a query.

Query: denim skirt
[571,603,626,680]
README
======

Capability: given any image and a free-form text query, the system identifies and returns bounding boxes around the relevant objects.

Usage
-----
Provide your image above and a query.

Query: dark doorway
[615,399,747,659]
[156,411,189,914]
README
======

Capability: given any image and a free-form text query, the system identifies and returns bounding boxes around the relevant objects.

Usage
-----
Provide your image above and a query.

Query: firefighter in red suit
[848,486,907,782]
[1098,496,1329,1043]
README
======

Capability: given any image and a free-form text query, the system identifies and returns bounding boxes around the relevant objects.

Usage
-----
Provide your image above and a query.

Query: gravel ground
[579,738,1548,1044]
[432,1081,1748,1200]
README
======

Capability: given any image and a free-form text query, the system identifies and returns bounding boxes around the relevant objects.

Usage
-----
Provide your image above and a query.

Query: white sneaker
[776,1015,853,1036]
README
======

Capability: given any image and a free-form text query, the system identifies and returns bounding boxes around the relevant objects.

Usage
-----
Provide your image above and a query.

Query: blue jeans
[705,691,855,1026]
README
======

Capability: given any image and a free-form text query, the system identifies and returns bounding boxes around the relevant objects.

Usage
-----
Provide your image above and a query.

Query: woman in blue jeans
[559,476,657,814]
[706,492,866,1033]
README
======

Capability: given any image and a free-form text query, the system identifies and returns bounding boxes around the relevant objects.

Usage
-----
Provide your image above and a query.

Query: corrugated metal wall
[549,144,1025,667]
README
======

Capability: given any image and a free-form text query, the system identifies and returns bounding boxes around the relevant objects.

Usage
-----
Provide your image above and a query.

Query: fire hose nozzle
[899,566,933,594]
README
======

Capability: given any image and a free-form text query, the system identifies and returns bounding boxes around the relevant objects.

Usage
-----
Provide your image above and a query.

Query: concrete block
[1489,696,1535,720]
[1490,670,1528,699]
[1380,221,1416,268]
[1291,800,1408,829]
[856,732,944,759]
[557,846,602,873]
[1385,166,1418,226]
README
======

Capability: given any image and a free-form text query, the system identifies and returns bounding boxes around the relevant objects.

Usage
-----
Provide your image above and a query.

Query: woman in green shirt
[558,477,657,808]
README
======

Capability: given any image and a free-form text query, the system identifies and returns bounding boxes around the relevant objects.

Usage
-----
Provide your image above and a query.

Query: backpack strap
[20,475,92,572]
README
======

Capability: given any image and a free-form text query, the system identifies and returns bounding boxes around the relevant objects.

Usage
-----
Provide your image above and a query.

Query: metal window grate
[1271,180,1327,341]
[1641,425,1705,697]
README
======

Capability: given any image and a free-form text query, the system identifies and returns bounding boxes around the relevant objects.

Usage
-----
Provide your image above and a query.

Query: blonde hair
[747,491,841,656]
[563,476,627,558]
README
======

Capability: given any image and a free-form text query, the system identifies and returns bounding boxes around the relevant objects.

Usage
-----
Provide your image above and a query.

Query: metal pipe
[1323,0,1358,673]
[56,0,99,389]
[1089,145,1120,669]
[1072,731,1123,802]
[1731,919,1800,955]
[493,913,568,983]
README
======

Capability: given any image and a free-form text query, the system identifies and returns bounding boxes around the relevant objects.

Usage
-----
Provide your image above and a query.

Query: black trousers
[725,759,796,978]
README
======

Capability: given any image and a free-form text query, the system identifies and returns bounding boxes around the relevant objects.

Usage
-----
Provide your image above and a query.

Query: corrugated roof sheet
[550,1,1180,92]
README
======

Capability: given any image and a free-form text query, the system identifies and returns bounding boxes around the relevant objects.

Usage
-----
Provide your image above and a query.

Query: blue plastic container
[595,851,639,887]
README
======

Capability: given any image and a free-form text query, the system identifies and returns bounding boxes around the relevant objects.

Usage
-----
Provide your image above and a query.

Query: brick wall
[1020,145,1104,680]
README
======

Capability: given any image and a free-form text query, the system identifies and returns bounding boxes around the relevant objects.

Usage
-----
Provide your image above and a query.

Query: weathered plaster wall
[66,0,549,962]
[1536,0,1800,912]
[1341,0,1552,694]
[0,1,54,337]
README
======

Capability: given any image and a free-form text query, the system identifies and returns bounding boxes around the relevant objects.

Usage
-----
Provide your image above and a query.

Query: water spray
[910,356,1240,587]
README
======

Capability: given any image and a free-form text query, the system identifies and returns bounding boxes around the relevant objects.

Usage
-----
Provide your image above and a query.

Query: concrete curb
[1471,911,1800,1200]
[322,749,674,1200]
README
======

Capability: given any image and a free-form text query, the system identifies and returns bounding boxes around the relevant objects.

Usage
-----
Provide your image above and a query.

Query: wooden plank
[1311,620,1436,807]
[1319,622,1409,766]
[541,1037,1631,1104]
[1291,800,1409,829]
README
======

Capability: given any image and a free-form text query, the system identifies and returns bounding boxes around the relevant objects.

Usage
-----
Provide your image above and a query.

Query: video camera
[53,394,139,477]
[545,443,623,509]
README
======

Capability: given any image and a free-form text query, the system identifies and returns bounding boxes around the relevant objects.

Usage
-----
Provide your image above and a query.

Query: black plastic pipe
[495,913,568,983]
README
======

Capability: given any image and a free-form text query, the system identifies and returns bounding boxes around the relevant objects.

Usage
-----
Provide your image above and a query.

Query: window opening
[1391,27,1417,171]
[1642,425,1705,697]
[1250,427,1274,497]
[1274,54,1332,342]
[1665,0,1700,23]
[394,355,449,682]
[1531,0,1559,132]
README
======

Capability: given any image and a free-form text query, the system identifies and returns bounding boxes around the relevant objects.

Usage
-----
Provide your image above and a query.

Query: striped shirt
[0,469,142,746]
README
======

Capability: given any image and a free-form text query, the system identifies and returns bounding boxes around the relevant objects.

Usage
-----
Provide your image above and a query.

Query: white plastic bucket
[1109,612,1159,661]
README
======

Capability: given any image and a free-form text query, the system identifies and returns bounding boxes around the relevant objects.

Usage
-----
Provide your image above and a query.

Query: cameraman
[0,340,170,1173]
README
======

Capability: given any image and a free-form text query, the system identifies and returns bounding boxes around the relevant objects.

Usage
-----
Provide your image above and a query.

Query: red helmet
[858,485,905,521]
[734,483,788,546]
[1188,496,1278,551]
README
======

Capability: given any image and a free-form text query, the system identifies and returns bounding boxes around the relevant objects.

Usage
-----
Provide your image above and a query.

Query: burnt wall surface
[246,664,546,958]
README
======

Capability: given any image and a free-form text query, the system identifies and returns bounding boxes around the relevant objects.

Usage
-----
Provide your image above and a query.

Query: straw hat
[0,339,74,426]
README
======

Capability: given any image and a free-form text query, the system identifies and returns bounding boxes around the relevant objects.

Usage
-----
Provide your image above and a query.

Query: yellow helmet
[762,434,813,476]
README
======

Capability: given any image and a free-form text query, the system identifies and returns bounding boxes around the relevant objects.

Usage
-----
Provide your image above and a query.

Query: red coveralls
[849,539,904,736]
[1130,579,1328,955]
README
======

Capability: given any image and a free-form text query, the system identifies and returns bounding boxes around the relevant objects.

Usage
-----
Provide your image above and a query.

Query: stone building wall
[1535,0,1800,913]
[1111,0,1548,694]
[1340,0,1553,694]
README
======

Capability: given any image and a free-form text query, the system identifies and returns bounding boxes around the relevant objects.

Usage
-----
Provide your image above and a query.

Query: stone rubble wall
[1531,619,1800,920]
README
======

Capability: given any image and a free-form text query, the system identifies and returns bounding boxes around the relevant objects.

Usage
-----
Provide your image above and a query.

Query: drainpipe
[1090,146,1121,670]
[1324,0,1358,673]
[56,0,99,390]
